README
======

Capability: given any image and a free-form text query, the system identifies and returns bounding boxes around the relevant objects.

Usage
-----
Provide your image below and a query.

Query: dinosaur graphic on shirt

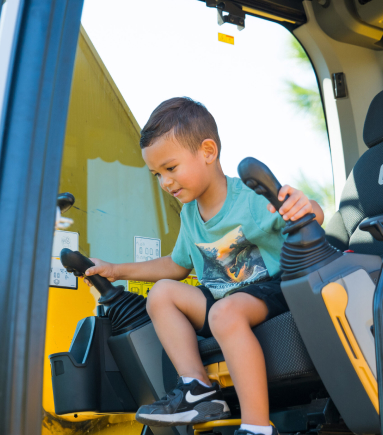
[229,245,254,278]
[195,225,269,294]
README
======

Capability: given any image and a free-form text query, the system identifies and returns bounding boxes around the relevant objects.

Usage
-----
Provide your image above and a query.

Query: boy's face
[142,134,214,204]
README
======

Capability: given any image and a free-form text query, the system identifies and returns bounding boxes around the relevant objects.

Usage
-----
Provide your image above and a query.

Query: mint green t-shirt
[171,176,287,299]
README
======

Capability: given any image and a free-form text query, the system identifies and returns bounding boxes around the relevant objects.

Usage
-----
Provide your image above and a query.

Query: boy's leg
[208,293,269,425]
[146,279,210,384]
[136,279,231,427]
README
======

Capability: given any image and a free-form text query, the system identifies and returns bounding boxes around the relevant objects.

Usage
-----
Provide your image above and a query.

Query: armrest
[359,215,383,242]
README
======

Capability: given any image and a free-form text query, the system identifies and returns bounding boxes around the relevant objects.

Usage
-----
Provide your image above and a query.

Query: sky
[81,0,333,189]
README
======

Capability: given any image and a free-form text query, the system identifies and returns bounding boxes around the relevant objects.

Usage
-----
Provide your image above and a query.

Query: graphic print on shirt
[195,225,269,294]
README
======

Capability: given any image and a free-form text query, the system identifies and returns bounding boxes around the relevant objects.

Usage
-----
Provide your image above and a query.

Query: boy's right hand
[83,258,117,287]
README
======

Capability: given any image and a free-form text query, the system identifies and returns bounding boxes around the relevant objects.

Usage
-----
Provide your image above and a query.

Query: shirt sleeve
[249,192,286,235]
[171,217,194,269]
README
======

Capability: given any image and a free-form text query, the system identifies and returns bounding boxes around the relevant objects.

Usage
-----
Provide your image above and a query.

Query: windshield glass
[81,0,333,215]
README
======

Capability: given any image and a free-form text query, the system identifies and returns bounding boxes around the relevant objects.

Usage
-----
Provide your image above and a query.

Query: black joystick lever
[238,157,316,235]
[238,157,341,281]
[238,157,285,211]
[60,248,124,305]
[60,248,150,335]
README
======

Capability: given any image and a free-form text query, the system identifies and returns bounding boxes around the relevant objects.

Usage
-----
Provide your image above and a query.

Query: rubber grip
[237,157,285,211]
[60,248,116,295]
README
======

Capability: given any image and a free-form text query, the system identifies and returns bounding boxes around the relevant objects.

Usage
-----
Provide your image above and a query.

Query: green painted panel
[59,27,181,267]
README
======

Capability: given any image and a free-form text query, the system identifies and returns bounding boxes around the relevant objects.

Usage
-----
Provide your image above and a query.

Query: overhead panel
[199,0,306,30]
[311,0,383,50]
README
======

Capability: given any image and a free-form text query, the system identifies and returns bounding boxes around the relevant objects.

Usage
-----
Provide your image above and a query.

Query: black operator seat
[194,90,383,389]
[326,90,383,256]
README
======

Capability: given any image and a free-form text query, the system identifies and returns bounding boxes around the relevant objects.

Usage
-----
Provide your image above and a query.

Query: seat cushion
[198,311,317,383]
[325,210,349,252]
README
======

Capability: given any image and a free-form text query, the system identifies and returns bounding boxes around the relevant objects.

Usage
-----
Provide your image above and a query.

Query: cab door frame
[0,1,83,433]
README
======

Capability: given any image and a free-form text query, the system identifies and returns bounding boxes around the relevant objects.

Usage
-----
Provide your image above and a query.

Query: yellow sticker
[218,33,234,45]
[128,275,201,298]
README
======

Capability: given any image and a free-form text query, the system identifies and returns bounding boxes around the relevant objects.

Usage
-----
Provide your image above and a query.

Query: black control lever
[238,157,285,211]
[60,248,124,305]
[237,157,341,280]
[238,157,315,234]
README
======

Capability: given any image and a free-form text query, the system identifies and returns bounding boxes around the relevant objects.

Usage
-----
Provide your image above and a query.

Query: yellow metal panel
[128,275,200,297]
[42,413,143,435]
[180,275,201,287]
[322,282,378,413]
[205,361,233,388]
[42,278,98,414]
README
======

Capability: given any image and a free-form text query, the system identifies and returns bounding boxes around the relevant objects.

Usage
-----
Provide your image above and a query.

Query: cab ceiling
[199,0,307,28]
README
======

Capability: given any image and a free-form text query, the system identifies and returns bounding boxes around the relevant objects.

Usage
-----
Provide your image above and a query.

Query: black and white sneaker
[234,426,279,435]
[135,379,231,426]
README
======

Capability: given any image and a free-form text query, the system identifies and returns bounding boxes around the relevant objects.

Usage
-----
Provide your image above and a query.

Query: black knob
[60,248,124,305]
[57,192,75,214]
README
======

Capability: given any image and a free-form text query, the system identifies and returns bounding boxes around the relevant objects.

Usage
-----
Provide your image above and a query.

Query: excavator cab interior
[48,89,383,435]
[1,1,383,435]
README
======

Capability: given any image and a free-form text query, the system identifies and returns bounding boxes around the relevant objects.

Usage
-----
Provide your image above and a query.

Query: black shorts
[195,273,289,338]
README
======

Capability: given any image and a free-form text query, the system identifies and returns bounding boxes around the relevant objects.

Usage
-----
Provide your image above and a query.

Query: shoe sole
[136,400,231,427]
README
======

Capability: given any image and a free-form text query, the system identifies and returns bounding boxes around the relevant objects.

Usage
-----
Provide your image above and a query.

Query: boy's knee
[208,298,239,336]
[146,279,174,316]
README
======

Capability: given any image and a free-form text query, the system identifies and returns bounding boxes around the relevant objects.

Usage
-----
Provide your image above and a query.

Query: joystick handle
[60,248,124,304]
[238,157,285,211]
[237,157,341,280]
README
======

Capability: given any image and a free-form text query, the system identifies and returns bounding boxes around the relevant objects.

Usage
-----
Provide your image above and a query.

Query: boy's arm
[85,256,192,284]
[309,200,324,226]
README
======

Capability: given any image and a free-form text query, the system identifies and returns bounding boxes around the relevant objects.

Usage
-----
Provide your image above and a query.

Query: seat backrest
[326,91,383,256]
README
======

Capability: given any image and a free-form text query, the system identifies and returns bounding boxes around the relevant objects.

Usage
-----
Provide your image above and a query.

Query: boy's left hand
[267,185,313,222]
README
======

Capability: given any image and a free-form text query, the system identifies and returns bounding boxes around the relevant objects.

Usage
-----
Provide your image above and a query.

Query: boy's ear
[201,139,219,164]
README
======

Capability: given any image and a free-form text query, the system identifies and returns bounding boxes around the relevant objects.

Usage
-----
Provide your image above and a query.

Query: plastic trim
[0,0,84,433]
[322,282,378,412]
[68,316,96,364]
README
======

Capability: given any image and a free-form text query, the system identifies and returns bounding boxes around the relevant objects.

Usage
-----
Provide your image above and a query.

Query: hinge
[206,0,245,31]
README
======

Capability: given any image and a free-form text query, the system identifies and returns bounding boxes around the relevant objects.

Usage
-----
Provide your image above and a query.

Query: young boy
[84,97,324,435]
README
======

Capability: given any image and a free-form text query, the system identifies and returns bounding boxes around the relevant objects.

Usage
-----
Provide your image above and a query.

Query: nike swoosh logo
[185,390,215,403]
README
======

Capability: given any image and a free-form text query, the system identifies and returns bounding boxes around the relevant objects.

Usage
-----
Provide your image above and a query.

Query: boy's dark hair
[140,97,221,157]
